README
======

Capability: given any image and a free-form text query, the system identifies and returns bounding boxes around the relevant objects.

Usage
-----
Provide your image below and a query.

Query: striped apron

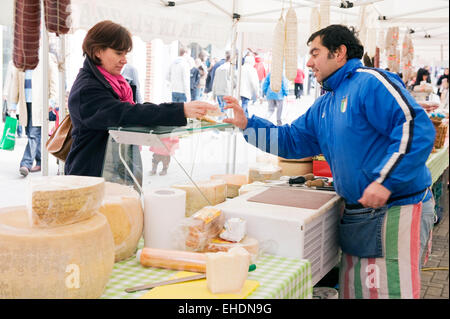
[339,202,422,299]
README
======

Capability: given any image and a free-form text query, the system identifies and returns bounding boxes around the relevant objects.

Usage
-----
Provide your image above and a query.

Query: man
[212,52,233,112]
[223,25,435,299]
[205,51,230,95]
[167,47,191,102]
[10,50,58,177]
[262,72,288,125]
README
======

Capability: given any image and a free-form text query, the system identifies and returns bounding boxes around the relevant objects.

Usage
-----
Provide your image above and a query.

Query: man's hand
[222,96,248,130]
[358,181,392,208]
[183,101,218,119]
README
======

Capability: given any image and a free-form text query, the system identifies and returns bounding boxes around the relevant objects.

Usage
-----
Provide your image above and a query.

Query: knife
[125,264,257,293]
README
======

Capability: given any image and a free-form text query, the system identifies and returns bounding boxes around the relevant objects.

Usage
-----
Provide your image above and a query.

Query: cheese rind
[206,247,250,294]
[29,175,105,227]
[0,206,115,299]
[98,182,144,262]
[171,180,227,216]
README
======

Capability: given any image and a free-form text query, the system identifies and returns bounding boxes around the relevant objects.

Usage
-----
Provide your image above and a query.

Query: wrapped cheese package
[173,206,225,252]
[28,176,105,227]
[204,236,260,263]
[137,247,207,272]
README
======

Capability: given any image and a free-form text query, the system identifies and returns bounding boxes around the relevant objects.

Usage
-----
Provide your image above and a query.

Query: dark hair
[82,20,132,65]
[307,24,364,60]
[413,68,430,87]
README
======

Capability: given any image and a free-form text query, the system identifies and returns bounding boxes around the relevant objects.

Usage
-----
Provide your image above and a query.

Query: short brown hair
[82,20,132,65]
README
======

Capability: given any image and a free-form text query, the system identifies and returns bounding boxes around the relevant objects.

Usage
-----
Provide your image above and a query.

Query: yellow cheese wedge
[30,175,105,227]
[206,247,250,294]
[98,182,144,262]
[171,180,227,217]
[0,206,115,298]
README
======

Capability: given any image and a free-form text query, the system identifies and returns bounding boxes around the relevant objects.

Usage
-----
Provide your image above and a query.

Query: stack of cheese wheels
[98,182,144,262]
[210,174,248,198]
[172,180,227,217]
[277,156,313,176]
[248,163,282,183]
[0,206,115,298]
[30,176,105,227]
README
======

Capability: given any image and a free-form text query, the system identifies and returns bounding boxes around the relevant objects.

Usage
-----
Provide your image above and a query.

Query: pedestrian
[223,24,435,299]
[167,47,191,102]
[212,53,233,112]
[261,72,288,126]
[10,48,59,177]
[189,57,201,101]
[196,50,209,100]
[149,137,179,176]
[65,20,216,180]
[3,60,22,137]
[239,55,260,117]
[294,68,305,99]
[254,54,267,104]
[121,62,143,103]
[436,67,449,97]
[205,51,229,95]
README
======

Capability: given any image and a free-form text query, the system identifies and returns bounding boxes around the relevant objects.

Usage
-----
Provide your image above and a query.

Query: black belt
[345,188,428,210]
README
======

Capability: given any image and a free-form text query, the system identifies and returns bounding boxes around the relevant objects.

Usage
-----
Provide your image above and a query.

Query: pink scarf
[97,65,135,104]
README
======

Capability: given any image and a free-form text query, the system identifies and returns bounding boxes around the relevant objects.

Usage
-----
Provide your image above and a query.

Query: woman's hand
[183,101,218,118]
[222,96,248,130]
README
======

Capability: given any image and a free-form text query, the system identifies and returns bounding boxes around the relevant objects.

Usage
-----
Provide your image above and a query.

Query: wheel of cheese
[0,206,115,299]
[30,175,105,227]
[210,174,248,198]
[171,180,227,217]
[98,182,144,262]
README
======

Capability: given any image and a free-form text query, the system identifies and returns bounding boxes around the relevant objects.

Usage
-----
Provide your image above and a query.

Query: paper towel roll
[143,188,186,249]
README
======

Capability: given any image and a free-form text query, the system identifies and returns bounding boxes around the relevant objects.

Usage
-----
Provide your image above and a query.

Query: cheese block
[30,175,105,227]
[210,174,248,198]
[171,180,227,217]
[98,182,144,262]
[277,160,313,176]
[206,247,250,294]
[0,206,115,299]
[248,164,282,183]
[204,236,259,262]
[219,218,247,242]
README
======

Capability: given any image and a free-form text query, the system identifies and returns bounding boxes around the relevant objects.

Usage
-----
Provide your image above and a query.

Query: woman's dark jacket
[65,57,186,177]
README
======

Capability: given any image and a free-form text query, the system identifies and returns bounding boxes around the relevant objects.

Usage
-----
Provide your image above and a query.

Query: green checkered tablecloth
[101,239,312,299]
[426,143,449,184]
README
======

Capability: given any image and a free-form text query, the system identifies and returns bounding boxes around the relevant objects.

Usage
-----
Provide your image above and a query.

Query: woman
[412,68,430,89]
[65,20,215,179]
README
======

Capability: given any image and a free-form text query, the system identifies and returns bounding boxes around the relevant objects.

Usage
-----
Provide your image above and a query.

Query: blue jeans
[172,92,187,103]
[20,102,41,169]
[217,95,225,112]
[241,96,250,117]
[420,195,435,266]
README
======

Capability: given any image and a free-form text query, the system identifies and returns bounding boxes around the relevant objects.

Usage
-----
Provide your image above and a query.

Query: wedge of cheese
[210,174,248,198]
[98,182,144,262]
[206,247,250,294]
[248,164,282,183]
[0,206,115,299]
[30,175,105,227]
[171,180,227,217]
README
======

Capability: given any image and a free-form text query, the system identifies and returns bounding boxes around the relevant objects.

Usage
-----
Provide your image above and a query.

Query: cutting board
[247,187,335,209]
[140,271,259,299]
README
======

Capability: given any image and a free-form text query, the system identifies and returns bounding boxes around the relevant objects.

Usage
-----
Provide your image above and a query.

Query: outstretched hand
[183,101,219,119]
[222,96,248,130]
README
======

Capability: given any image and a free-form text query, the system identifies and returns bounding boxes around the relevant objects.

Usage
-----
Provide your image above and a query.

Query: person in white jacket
[212,54,233,112]
[167,47,191,102]
[239,55,260,117]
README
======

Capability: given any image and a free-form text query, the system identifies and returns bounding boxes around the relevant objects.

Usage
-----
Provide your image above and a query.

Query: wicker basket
[431,118,448,149]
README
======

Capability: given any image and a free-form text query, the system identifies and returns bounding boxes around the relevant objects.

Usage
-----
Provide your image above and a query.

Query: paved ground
[420,177,449,299]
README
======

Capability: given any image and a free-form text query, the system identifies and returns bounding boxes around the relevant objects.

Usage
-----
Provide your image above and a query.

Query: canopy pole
[42,5,49,177]
[58,34,66,175]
